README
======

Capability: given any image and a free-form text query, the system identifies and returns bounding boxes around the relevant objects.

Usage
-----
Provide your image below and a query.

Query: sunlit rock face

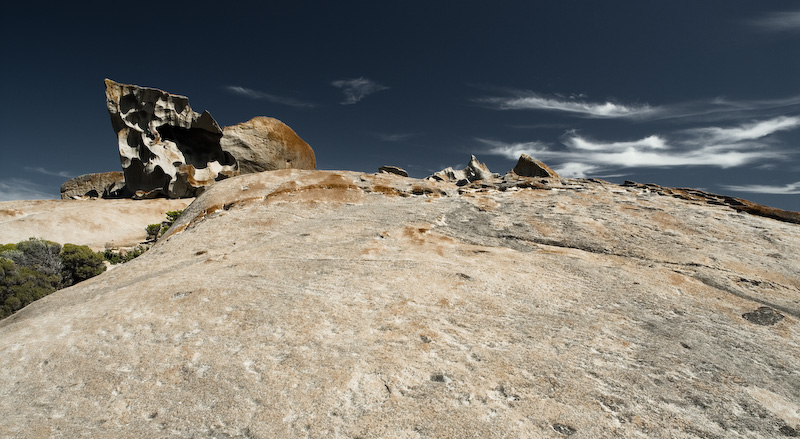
[105,79,238,199]
[220,117,316,174]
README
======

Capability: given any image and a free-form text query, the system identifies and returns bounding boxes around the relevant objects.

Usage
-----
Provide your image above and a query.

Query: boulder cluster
[61,80,316,199]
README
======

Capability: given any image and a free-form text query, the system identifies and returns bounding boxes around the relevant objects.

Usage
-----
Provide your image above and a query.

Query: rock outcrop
[105,79,238,199]
[220,117,316,174]
[511,153,561,178]
[1,169,798,438]
[378,165,409,177]
[60,171,125,199]
[427,155,498,185]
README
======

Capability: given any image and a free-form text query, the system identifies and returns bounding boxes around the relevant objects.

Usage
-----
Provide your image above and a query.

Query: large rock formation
[1,169,799,437]
[220,117,316,174]
[105,79,238,199]
[60,171,126,199]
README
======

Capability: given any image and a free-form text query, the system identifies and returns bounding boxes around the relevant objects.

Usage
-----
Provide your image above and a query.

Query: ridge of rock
[1,170,798,438]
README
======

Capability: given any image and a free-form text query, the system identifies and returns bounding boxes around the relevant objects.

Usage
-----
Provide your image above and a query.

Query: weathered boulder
[60,171,125,199]
[105,79,238,199]
[378,165,409,177]
[511,153,561,178]
[427,155,497,185]
[220,117,316,174]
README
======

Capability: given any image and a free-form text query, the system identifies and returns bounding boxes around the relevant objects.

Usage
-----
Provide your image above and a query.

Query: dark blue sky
[2,1,799,211]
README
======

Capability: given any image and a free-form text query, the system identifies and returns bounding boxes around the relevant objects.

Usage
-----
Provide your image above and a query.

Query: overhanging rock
[105,79,238,199]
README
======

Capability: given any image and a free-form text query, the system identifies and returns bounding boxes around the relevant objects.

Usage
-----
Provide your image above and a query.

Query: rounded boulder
[221,117,316,174]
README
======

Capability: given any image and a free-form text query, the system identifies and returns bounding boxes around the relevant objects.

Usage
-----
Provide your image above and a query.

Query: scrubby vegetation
[0,238,106,319]
[1,211,185,319]
[146,210,183,241]
[101,245,149,264]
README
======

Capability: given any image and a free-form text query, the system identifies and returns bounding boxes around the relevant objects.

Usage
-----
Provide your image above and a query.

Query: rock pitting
[105,79,238,199]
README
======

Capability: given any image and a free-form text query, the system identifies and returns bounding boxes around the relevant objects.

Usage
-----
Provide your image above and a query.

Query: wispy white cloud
[476,89,800,122]
[682,116,800,144]
[372,132,419,142]
[476,92,657,119]
[722,181,800,195]
[0,179,58,202]
[479,115,798,175]
[565,135,668,151]
[225,86,316,108]
[749,11,800,32]
[331,78,389,105]
[555,163,599,178]
[23,167,73,178]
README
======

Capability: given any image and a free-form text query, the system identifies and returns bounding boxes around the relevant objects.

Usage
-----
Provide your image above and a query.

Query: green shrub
[0,258,61,319]
[0,243,17,253]
[165,210,183,226]
[61,244,106,287]
[0,239,113,319]
[146,210,184,241]
[15,238,62,277]
[146,223,162,240]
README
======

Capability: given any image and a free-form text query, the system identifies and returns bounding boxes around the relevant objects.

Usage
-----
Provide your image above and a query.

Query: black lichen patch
[742,307,785,326]
[430,374,446,382]
[780,424,800,437]
[552,423,577,435]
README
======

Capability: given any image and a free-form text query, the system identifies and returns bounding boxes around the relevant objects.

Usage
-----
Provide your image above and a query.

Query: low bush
[102,245,149,264]
[0,238,108,319]
[61,244,106,287]
[146,210,184,241]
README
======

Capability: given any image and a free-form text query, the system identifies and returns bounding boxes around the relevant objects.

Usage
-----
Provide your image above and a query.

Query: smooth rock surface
[60,171,125,199]
[105,79,238,199]
[220,117,316,174]
[1,170,798,438]
[0,198,192,250]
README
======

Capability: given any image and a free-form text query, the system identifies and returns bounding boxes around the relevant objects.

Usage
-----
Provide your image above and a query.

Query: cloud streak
[476,89,800,122]
[683,116,800,144]
[749,11,800,32]
[0,179,57,202]
[476,92,656,119]
[225,86,316,108]
[332,78,389,104]
[722,181,800,195]
[24,167,73,178]
[479,115,799,177]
